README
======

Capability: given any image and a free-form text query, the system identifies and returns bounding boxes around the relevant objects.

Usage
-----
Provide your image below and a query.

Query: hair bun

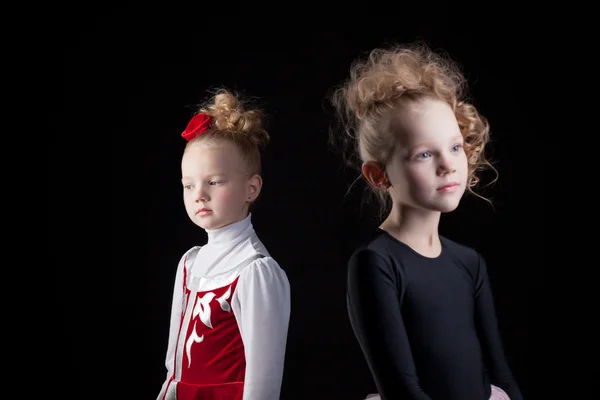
[200,89,270,150]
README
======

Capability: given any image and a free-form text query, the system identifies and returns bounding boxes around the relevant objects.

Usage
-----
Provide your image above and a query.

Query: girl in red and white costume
[157,89,291,400]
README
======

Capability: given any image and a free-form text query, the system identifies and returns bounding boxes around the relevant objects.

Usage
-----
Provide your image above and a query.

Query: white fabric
[157,213,291,400]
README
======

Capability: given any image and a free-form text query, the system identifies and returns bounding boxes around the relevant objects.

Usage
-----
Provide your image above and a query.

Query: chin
[193,216,220,230]
[197,216,240,231]
[435,199,461,213]
[194,221,210,230]
[439,205,459,213]
[205,222,227,230]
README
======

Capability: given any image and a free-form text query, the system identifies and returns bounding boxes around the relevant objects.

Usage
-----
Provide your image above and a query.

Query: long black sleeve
[347,248,433,400]
[474,254,524,400]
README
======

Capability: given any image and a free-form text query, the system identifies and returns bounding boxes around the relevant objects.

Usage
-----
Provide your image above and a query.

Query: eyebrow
[181,173,227,181]
[412,135,464,149]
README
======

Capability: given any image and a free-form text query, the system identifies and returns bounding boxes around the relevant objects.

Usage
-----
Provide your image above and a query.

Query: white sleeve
[156,247,198,400]
[232,257,291,400]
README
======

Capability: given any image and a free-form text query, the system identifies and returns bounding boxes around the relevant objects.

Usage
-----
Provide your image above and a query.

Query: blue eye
[452,144,463,152]
[418,152,431,159]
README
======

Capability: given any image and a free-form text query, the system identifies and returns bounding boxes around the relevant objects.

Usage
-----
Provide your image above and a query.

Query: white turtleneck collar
[205,213,254,246]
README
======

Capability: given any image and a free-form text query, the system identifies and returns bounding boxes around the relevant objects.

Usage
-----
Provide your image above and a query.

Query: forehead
[181,142,245,176]
[389,97,460,146]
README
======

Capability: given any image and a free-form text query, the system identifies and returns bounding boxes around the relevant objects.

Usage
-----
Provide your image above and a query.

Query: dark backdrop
[50,10,539,400]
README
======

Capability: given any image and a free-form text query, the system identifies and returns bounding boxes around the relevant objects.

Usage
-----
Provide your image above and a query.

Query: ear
[246,174,263,203]
[361,161,389,191]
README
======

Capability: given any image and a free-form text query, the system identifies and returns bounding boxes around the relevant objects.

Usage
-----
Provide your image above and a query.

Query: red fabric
[176,380,244,400]
[165,255,246,400]
[181,276,245,385]
[181,113,211,141]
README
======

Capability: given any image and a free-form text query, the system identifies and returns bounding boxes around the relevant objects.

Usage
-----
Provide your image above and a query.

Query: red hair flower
[181,113,211,141]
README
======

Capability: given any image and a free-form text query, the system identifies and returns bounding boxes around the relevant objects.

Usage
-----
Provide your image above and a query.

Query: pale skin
[361,97,469,258]
[181,140,262,231]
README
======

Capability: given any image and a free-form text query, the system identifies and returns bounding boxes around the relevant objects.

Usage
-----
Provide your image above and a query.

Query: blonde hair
[186,88,270,176]
[330,42,496,215]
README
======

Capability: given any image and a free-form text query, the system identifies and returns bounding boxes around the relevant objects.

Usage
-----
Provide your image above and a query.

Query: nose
[194,186,209,203]
[437,154,456,176]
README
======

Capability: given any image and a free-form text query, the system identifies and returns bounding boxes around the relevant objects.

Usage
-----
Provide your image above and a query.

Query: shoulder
[440,236,486,276]
[182,245,202,257]
[348,246,390,271]
[235,256,291,301]
[178,246,202,266]
[239,256,289,285]
[346,235,407,299]
[441,236,481,260]
[348,230,410,269]
[348,231,398,278]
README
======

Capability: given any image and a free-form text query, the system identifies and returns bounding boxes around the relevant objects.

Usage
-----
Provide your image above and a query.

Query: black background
[50,9,540,400]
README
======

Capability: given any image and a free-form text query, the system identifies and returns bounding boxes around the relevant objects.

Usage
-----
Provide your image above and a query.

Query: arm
[156,248,197,400]
[347,249,432,400]
[232,257,291,400]
[474,253,524,400]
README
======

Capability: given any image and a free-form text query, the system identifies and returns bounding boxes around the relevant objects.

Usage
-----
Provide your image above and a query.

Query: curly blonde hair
[186,88,270,176]
[330,42,496,214]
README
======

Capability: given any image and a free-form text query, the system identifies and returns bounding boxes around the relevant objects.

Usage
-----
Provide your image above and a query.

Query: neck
[381,203,442,255]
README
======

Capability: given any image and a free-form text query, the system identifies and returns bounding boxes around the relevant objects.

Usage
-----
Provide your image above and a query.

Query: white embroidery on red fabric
[184,284,234,367]
[216,286,232,312]
[185,320,204,368]
[193,292,216,329]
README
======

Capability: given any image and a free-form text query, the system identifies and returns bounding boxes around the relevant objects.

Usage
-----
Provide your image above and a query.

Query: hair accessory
[181,113,211,141]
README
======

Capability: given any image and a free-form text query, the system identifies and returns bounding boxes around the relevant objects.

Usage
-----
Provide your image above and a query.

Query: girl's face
[384,97,468,213]
[181,141,261,230]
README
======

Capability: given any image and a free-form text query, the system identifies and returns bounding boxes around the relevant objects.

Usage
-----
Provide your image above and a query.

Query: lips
[196,208,212,215]
[437,182,459,191]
